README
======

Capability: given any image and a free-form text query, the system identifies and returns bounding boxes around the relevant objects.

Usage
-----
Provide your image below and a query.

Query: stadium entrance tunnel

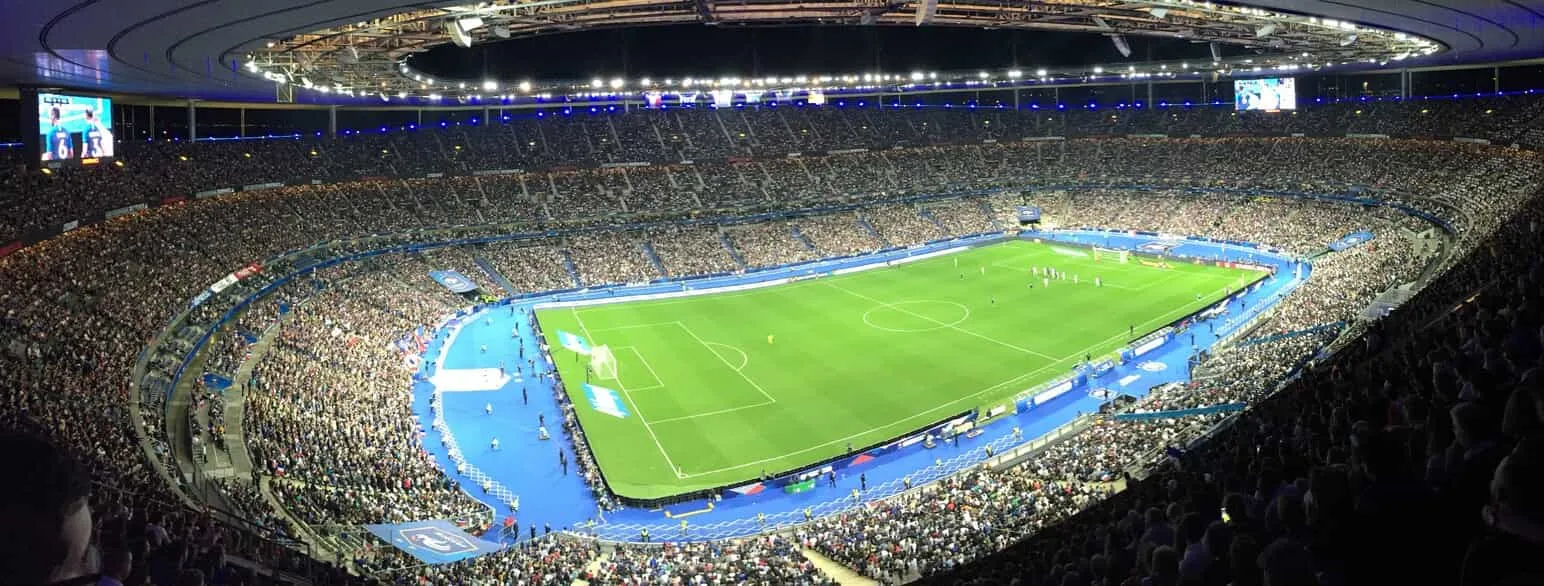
[861,300,972,333]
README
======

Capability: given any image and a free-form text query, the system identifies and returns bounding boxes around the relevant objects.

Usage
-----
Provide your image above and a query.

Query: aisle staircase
[917,207,949,237]
[718,229,748,269]
[979,199,1004,231]
[856,215,890,247]
[790,225,817,251]
[640,240,668,278]
[471,254,520,296]
[559,250,584,287]
[800,548,880,586]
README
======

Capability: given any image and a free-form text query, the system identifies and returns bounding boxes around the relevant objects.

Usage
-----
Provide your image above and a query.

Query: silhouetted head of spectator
[1223,492,1251,526]
[1229,535,1261,586]
[0,430,95,585]
[1486,438,1544,541]
[1258,538,1315,586]
[1452,401,1497,450]
[99,548,131,584]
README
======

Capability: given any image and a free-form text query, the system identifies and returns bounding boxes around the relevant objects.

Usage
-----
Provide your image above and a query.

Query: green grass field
[537,240,1259,499]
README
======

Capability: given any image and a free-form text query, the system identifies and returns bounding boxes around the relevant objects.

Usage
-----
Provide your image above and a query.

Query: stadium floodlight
[1092,66,1103,74]
[609,78,624,89]
[1255,23,1277,37]
[482,80,497,91]
[518,80,532,92]
[591,78,603,88]
[1036,68,1048,77]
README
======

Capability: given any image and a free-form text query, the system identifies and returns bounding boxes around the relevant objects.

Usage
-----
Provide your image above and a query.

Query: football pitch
[537,240,1261,499]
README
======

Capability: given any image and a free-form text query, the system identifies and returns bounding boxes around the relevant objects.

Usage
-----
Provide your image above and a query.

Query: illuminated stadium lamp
[910,71,924,81]
[1092,66,1103,74]
[590,78,603,88]
[483,80,498,91]
[518,81,532,92]
[609,78,624,89]
[1007,70,1022,78]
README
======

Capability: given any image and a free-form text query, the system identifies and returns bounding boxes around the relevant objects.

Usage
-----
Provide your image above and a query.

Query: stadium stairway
[917,207,949,237]
[471,254,521,296]
[559,250,584,287]
[790,225,818,252]
[979,199,1004,232]
[640,240,669,278]
[856,215,891,247]
[799,547,880,585]
[718,229,749,269]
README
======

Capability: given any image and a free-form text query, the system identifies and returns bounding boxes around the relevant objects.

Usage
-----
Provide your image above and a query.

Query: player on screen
[46,107,72,161]
[82,109,112,158]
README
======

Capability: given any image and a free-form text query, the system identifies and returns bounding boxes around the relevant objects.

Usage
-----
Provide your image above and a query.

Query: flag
[728,482,765,497]
[558,330,591,355]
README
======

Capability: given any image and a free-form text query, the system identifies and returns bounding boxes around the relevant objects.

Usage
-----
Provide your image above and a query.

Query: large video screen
[1233,78,1296,111]
[38,93,114,162]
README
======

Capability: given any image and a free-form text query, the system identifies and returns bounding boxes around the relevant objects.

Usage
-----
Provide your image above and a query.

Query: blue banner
[201,373,233,391]
[428,270,478,294]
[364,520,504,565]
[1328,231,1374,252]
[582,384,630,419]
[557,330,591,354]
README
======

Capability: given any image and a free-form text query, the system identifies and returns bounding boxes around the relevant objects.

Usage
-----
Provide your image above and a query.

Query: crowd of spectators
[4,100,1544,585]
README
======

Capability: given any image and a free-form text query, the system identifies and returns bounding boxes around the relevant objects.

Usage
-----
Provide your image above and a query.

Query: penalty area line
[571,307,687,478]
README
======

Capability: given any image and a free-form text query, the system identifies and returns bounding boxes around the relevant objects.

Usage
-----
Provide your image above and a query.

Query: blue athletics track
[411,229,1308,544]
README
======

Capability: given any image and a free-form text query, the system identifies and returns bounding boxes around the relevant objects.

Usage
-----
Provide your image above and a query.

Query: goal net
[1092,247,1129,264]
[589,345,618,380]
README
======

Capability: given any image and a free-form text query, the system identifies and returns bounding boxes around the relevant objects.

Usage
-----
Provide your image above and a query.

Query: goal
[589,345,618,380]
[1093,247,1130,264]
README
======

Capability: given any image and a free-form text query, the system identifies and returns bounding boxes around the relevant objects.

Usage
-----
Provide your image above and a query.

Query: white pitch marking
[703,341,749,371]
[571,307,683,477]
[674,321,776,404]
[825,282,1059,360]
[676,281,1242,478]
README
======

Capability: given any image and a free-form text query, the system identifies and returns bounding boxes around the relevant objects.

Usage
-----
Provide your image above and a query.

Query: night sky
[409,25,1232,81]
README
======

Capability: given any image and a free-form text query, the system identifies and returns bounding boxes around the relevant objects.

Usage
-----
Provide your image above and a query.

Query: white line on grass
[703,342,750,371]
[570,308,686,478]
[648,400,777,425]
[674,321,778,404]
[676,281,1239,479]
[589,322,682,333]
[823,281,1060,360]
[621,346,667,389]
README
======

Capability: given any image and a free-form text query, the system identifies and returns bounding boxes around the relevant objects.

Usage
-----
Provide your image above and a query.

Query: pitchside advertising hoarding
[38,93,114,164]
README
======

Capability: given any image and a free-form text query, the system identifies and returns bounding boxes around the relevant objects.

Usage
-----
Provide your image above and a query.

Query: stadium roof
[6,0,1542,103]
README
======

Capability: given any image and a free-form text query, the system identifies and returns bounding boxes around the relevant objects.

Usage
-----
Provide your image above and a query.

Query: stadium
[3,0,1544,585]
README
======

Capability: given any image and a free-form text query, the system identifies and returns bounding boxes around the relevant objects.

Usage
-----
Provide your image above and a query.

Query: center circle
[862,300,971,333]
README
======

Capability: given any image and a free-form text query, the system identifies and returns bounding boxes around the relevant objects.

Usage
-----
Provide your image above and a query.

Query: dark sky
[410,25,1227,81]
